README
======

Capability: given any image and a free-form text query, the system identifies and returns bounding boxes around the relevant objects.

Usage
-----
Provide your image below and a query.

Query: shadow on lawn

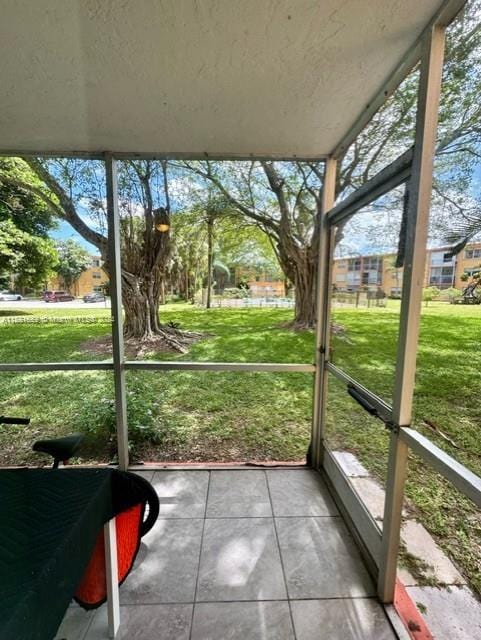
[0,309,33,317]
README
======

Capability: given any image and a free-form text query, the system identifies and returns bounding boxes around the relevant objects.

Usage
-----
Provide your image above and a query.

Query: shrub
[422,286,441,306]
[222,287,250,299]
[72,375,163,450]
[443,287,462,302]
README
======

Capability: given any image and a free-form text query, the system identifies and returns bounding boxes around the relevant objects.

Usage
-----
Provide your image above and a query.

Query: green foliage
[0,158,56,237]
[72,378,162,450]
[443,286,462,301]
[55,239,91,291]
[72,394,116,443]
[222,287,249,299]
[0,159,59,288]
[0,218,58,289]
[422,286,441,305]
[467,265,481,285]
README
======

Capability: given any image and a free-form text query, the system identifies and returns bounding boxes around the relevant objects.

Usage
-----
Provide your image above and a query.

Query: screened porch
[1,1,481,640]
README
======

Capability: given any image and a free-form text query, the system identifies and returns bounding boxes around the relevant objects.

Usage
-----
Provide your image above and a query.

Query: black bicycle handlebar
[0,415,31,425]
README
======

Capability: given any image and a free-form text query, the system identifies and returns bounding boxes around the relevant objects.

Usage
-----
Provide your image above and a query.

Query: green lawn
[0,305,316,466]
[329,301,481,596]
[0,300,480,593]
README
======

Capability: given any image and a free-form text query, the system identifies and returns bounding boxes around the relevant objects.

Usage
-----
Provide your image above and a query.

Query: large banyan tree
[179,0,481,328]
[10,158,198,352]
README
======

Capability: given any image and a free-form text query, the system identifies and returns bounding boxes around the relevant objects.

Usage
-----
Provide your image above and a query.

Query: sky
[47,152,481,261]
[51,220,97,253]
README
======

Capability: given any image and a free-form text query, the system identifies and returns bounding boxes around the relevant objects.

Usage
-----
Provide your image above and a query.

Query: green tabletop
[0,468,129,640]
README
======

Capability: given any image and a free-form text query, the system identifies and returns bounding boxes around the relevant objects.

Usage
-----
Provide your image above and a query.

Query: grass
[0,300,480,594]
[328,300,481,596]
[0,304,315,465]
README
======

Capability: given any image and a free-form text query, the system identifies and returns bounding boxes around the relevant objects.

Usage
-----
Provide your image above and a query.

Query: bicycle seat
[33,433,84,466]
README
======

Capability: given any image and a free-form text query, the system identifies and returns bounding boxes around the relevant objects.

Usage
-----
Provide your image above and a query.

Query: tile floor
[56,469,399,640]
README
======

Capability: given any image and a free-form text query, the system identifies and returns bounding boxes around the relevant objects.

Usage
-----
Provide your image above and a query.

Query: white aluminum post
[104,519,120,638]
[105,153,129,470]
[378,25,446,602]
[311,157,337,468]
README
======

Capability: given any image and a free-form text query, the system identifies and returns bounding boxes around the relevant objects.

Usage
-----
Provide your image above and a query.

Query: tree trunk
[122,271,162,337]
[276,240,319,329]
[206,217,214,309]
[292,257,318,329]
[119,270,199,353]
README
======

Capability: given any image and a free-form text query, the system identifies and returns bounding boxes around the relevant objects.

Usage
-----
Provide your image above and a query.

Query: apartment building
[48,256,109,297]
[234,266,286,297]
[332,242,481,295]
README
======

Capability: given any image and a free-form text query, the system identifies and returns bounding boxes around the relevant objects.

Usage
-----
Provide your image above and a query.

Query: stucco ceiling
[0,0,445,157]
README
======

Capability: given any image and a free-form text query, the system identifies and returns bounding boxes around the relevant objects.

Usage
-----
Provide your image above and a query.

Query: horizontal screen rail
[0,361,114,372]
[0,149,328,162]
[400,427,481,508]
[0,361,315,373]
[125,361,315,373]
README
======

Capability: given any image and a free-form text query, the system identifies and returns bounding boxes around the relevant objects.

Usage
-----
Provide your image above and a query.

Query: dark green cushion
[0,468,146,640]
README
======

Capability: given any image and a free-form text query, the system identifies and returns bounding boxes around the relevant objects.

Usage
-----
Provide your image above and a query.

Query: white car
[0,291,23,301]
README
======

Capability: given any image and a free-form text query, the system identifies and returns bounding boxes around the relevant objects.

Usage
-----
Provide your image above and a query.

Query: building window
[91,259,101,267]
[361,256,382,285]
[337,261,347,269]
[429,266,454,288]
[464,267,481,277]
[431,251,447,266]
[363,256,382,270]
[465,248,481,259]
[336,274,346,282]
[92,272,102,279]
[362,270,381,285]
[347,258,361,272]
[346,272,361,286]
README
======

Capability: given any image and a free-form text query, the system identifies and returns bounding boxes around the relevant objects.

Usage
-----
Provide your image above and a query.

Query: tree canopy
[0,159,58,289]
[0,1,480,328]
[55,239,91,291]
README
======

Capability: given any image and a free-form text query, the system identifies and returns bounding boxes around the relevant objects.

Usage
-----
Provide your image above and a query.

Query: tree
[188,194,231,309]
[180,160,325,327]
[460,265,481,301]
[168,208,207,303]
[180,2,481,327]
[0,159,58,289]
[1,158,198,351]
[55,239,91,292]
[220,222,282,270]
[168,204,279,304]
[0,219,58,290]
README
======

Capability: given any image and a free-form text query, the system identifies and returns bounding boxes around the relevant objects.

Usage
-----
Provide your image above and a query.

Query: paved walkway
[333,451,481,640]
[56,469,398,640]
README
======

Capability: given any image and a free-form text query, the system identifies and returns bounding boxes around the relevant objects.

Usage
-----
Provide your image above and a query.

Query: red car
[43,290,75,303]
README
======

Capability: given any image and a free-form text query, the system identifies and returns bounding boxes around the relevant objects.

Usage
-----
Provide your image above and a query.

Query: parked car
[43,290,75,303]
[0,291,23,301]
[83,292,105,303]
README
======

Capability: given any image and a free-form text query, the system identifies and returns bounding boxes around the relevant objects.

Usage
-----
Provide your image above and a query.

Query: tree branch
[21,158,107,251]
